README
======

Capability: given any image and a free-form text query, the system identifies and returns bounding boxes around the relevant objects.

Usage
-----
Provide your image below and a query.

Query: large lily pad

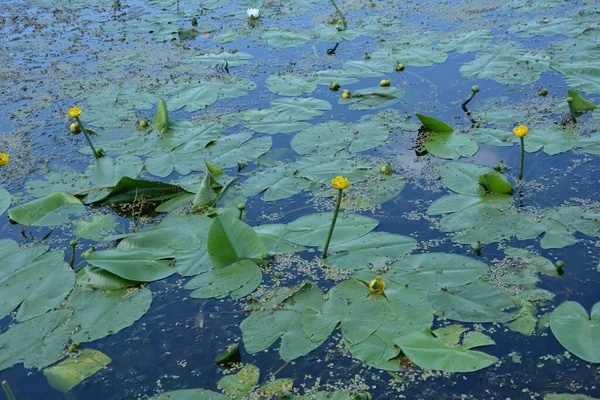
[241,283,328,361]
[550,301,600,363]
[0,245,74,322]
[8,192,86,226]
[325,232,417,270]
[207,215,266,268]
[302,279,384,345]
[394,328,497,372]
[387,253,489,291]
[284,213,379,247]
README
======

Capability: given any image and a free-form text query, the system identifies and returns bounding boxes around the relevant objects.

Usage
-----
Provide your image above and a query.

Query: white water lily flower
[246,8,260,19]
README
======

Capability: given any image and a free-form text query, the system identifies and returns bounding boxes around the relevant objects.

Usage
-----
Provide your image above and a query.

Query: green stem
[568,103,577,123]
[70,242,77,268]
[328,0,347,29]
[2,381,16,400]
[238,209,243,220]
[461,91,476,109]
[518,136,525,181]
[322,189,343,258]
[74,116,100,159]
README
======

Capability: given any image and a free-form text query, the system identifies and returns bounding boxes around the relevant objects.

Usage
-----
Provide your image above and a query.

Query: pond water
[1,0,600,399]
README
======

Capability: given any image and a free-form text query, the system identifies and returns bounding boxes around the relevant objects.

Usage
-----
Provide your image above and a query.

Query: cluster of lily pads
[1,0,600,398]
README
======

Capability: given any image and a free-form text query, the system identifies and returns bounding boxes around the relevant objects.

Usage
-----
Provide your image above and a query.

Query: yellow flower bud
[0,152,9,166]
[68,106,82,118]
[380,79,391,87]
[329,82,341,91]
[369,276,385,295]
[513,125,528,138]
[341,91,351,99]
[331,176,350,190]
[395,63,405,71]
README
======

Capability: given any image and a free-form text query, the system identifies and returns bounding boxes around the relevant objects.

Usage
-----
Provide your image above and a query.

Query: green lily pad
[439,29,494,53]
[394,328,497,372]
[524,128,578,155]
[167,77,256,112]
[75,266,141,291]
[427,193,514,216]
[86,155,144,187]
[184,259,262,299]
[150,389,228,400]
[241,283,328,361]
[387,252,489,291]
[184,51,253,67]
[266,73,317,96]
[284,213,379,247]
[550,301,600,363]
[0,310,71,372]
[460,42,550,85]
[8,192,86,227]
[261,28,311,47]
[470,128,514,147]
[424,130,479,160]
[302,279,384,345]
[439,162,495,196]
[85,248,175,282]
[325,232,417,270]
[26,170,91,198]
[43,349,111,393]
[64,286,152,343]
[343,281,433,370]
[428,279,517,323]
[342,86,405,111]
[0,241,74,322]
[73,214,117,241]
[509,17,587,38]
[242,165,309,201]
[254,224,304,254]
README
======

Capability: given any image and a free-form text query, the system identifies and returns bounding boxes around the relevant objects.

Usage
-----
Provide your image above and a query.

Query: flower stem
[2,381,16,400]
[322,189,343,258]
[518,136,525,181]
[328,0,347,29]
[74,116,100,159]
[460,91,476,109]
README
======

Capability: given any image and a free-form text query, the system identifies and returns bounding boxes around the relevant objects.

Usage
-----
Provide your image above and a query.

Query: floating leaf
[85,248,175,282]
[550,301,600,363]
[65,286,152,343]
[428,280,517,323]
[8,192,85,227]
[0,242,74,322]
[284,213,379,247]
[0,310,71,372]
[73,214,117,241]
[254,224,304,254]
[43,349,111,393]
[261,28,311,47]
[0,187,11,216]
[94,177,187,204]
[343,86,405,111]
[302,279,384,345]
[387,253,489,291]
[150,389,228,400]
[241,283,327,361]
[524,128,578,155]
[86,155,144,187]
[325,232,417,270]
[478,173,514,195]
[266,73,317,96]
[185,259,262,299]
[439,162,492,196]
[424,130,479,160]
[75,266,140,291]
[394,328,497,372]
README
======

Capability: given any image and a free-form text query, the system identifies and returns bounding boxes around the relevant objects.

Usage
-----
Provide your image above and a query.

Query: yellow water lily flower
[369,276,385,295]
[68,106,82,118]
[0,153,9,166]
[513,125,528,137]
[331,176,350,190]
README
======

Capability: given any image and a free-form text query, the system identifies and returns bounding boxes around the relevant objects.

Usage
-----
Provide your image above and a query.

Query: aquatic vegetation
[1,0,599,398]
